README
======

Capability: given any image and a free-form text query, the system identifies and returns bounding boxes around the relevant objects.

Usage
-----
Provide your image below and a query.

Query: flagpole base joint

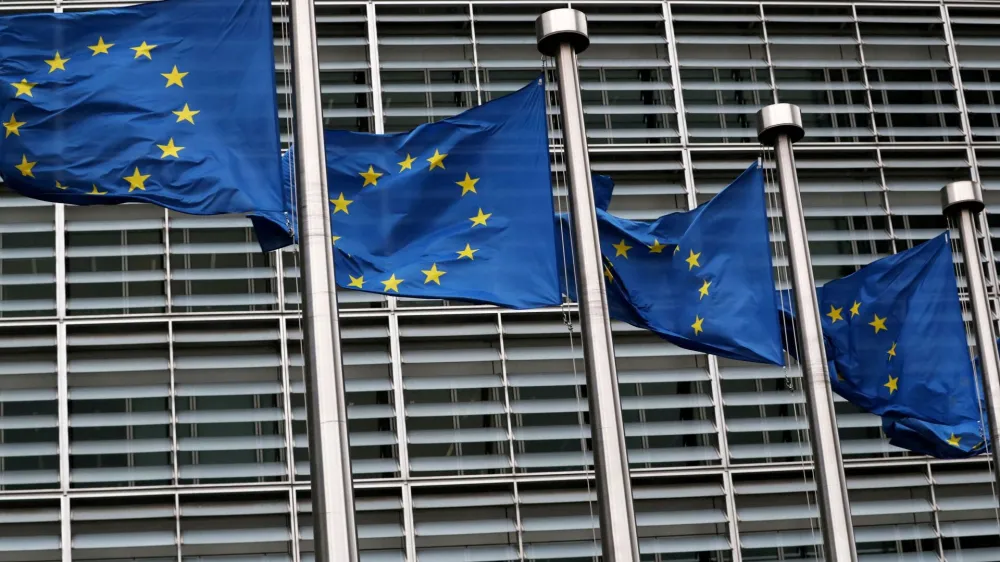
[536,8,589,57]
[942,180,984,215]
[757,103,805,146]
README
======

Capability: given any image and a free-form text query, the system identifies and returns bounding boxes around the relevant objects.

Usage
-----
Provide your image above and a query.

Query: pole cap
[941,180,985,215]
[757,103,805,146]
[536,8,589,57]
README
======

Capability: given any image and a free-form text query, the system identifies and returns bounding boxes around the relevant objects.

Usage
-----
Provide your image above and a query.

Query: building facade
[1,0,999,561]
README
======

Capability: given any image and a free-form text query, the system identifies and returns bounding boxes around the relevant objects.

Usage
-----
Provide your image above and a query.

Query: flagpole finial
[941,180,984,215]
[757,103,805,146]
[536,8,589,57]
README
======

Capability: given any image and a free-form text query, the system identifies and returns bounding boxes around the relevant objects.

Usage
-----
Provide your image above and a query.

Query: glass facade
[1,1,999,561]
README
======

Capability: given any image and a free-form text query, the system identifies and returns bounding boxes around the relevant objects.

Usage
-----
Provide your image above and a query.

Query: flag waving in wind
[0,0,290,251]
[559,162,785,365]
[818,233,987,458]
[281,78,562,310]
[778,233,988,458]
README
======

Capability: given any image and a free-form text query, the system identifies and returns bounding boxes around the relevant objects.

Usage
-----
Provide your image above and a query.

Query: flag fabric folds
[558,162,785,366]
[281,78,562,310]
[780,233,988,458]
[0,0,290,250]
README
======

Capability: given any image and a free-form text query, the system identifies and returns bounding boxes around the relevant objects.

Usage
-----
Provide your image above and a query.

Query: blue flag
[0,0,290,251]
[779,233,988,458]
[281,78,561,310]
[558,163,785,365]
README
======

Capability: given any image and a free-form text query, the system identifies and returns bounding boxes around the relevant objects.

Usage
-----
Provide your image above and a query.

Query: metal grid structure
[2,0,1000,560]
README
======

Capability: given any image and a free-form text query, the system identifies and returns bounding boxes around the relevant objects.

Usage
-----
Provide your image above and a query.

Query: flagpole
[536,9,639,562]
[941,181,1000,491]
[757,104,858,562]
[287,0,360,560]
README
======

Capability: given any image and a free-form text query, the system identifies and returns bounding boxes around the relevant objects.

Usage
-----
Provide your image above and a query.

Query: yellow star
[161,66,188,88]
[947,433,962,447]
[457,244,478,260]
[884,374,898,394]
[331,235,341,245]
[826,305,844,323]
[691,315,705,335]
[15,154,35,177]
[330,192,353,214]
[123,167,150,192]
[173,104,200,124]
[359,165,383,187]
[674,245,680,254]
[850,301,861,318]
[44,52,69,73]
[421,263,446,285]
[699,279,711,300]
[457,173,479,196]
[88,36,114,55]
[3,113,25,138]
[604,264,614,282]
[131,41,157,59]
[89,184,107,195]
[612,239,632,258]
[427,149,447,170]
[398,154,416,172]
[381,273,403,293]
[348,275,365,288]
[469,208,491,227]
[887,342,897,360]
[648,239,667,253]
[12,79,36,98]
[685,249,701,270]
[156,138,184,159]
[55,181,68,190]
[869,314,887,334]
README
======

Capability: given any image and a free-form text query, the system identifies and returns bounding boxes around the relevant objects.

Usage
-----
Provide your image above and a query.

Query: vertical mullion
[367,3,386,135]
[387,311,415,561]
[174,493,182,562]
[279,317,297,484]
[55,205,66,319]
[57,322,69,493]
[468,2,484,106]
[663,2,689,147]
[163,208,174,314]
[167,320,180,485]
[852,5,879,141]
[722,471,742,562]
[289,486,302,562]
[926,462,945,561]
[759,4,778,105]
[60,473,70,562]
[495,312,518,481]
[401,482,418,562]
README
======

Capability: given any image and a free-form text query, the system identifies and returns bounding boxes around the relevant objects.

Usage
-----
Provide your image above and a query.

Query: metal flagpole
[757,104,858,562]
[287,0,360,560]
[941,181,1000,492]
[536,9,640,562]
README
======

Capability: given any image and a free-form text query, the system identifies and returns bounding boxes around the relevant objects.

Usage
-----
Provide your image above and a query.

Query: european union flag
[281,78,561,309]
[0,0,290,251]
[814,232,987,458]
[558,162,785,365]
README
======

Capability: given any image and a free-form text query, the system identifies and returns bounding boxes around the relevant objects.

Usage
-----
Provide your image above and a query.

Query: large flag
[280,78,561,310]
[559,163,785,365]
[0,0,291,250]
[780,233,988,458]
